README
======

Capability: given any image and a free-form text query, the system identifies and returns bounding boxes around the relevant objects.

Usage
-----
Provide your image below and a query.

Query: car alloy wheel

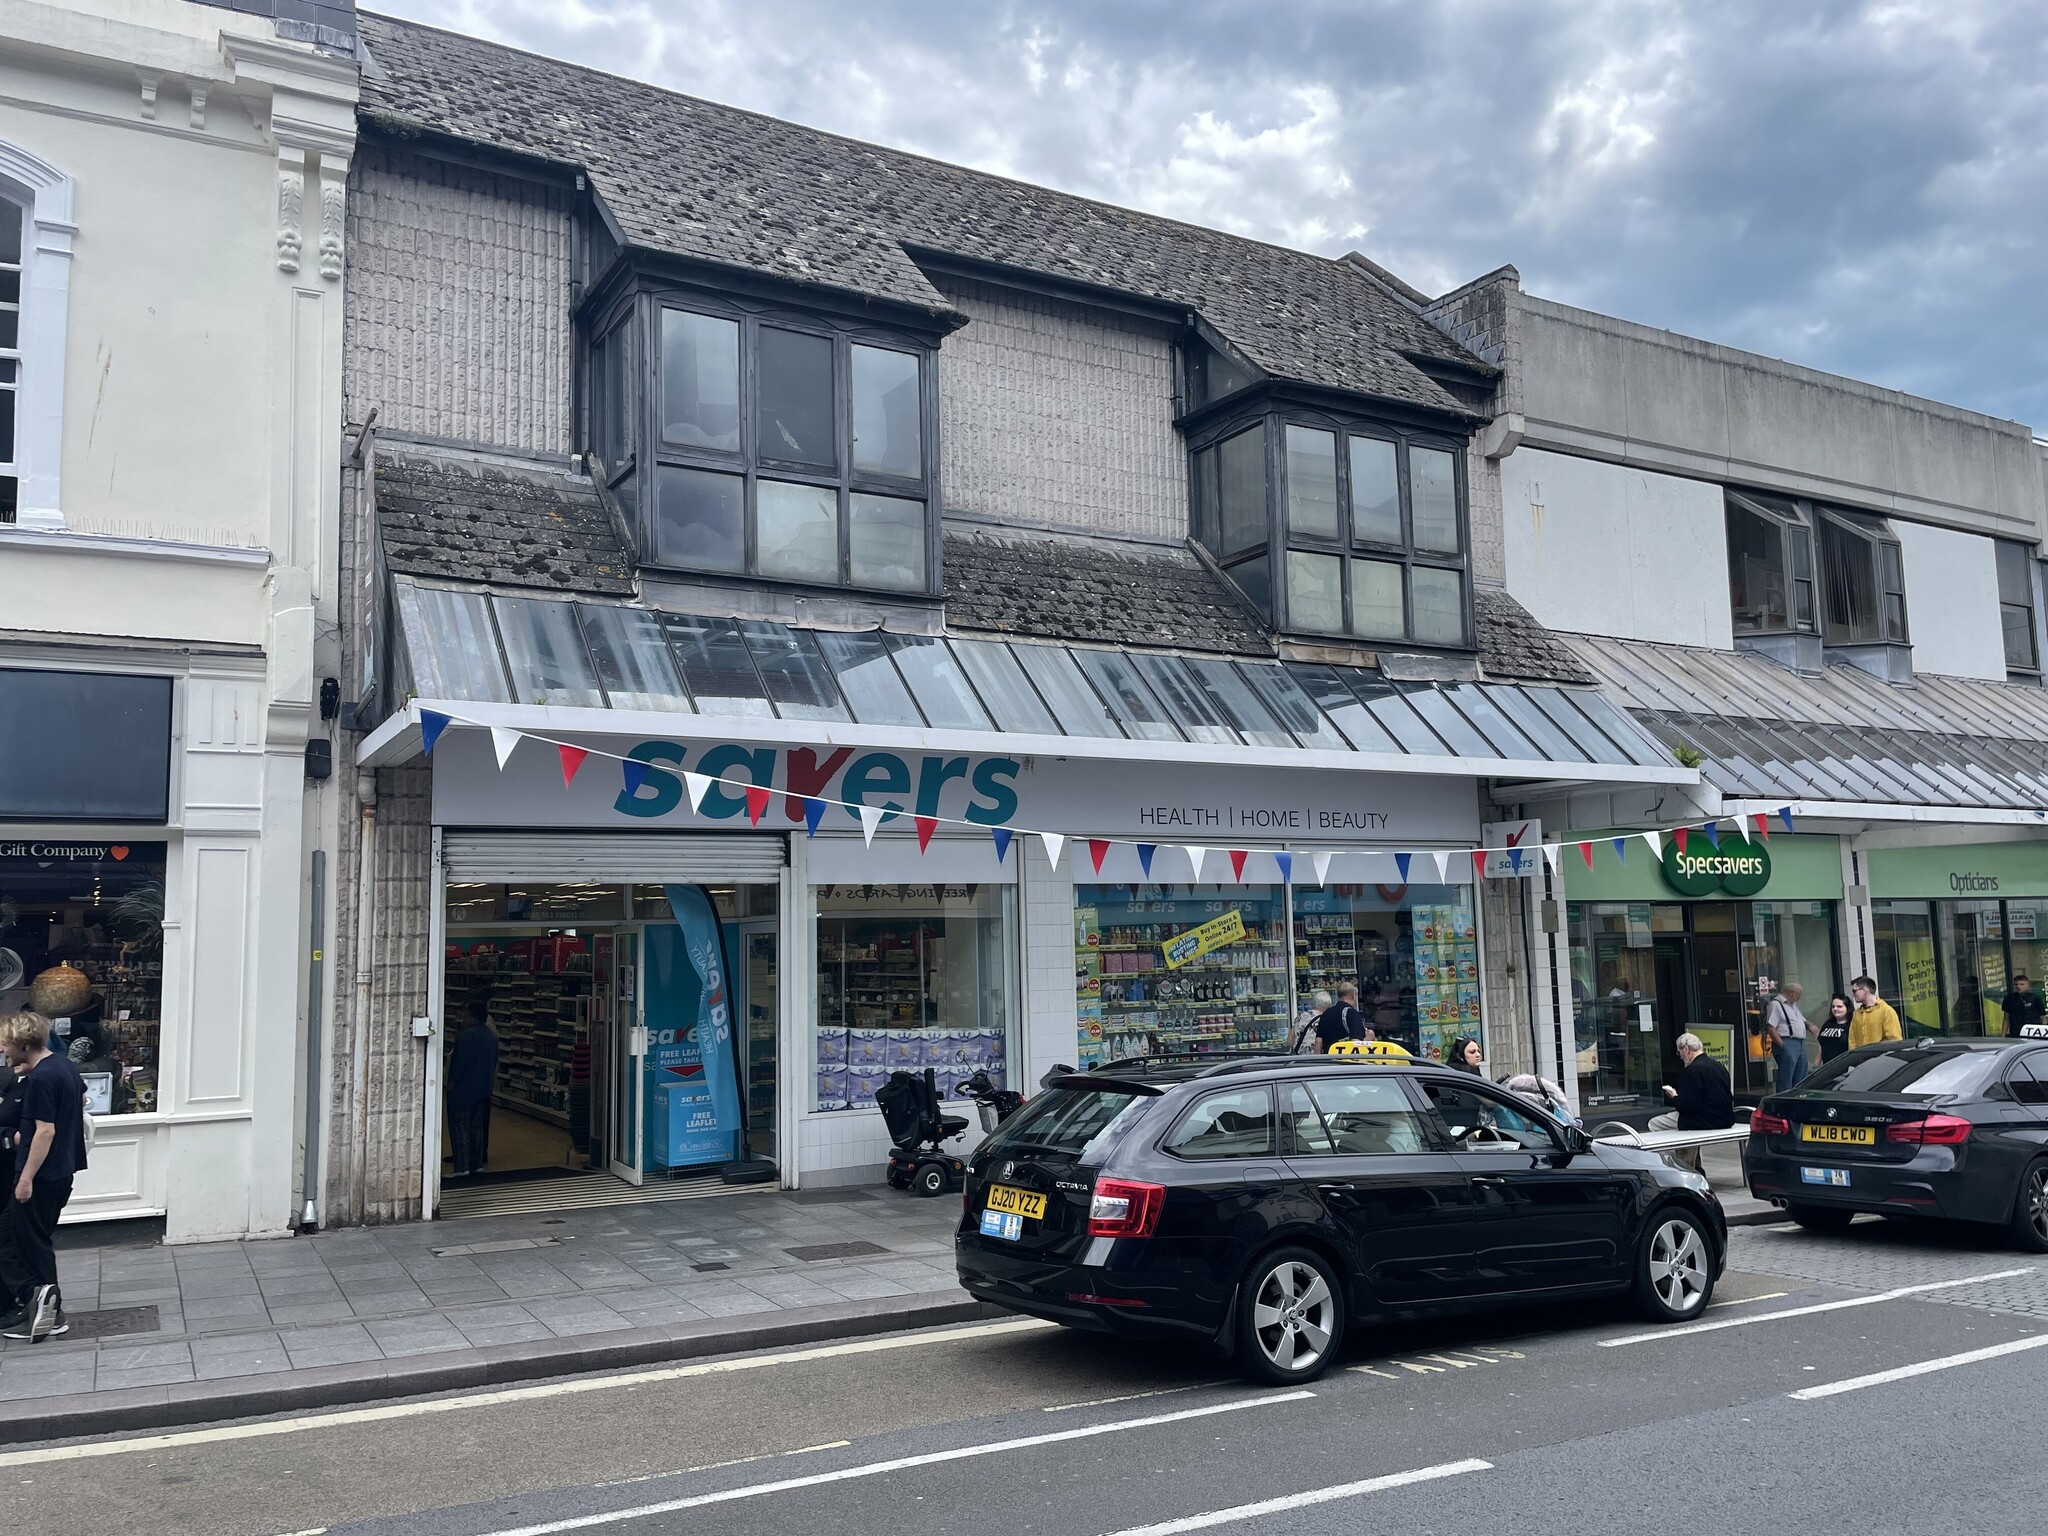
[1647,1217,1710,1316]
[1249,1259,1336,1376]
[2014,1162,2048,1253]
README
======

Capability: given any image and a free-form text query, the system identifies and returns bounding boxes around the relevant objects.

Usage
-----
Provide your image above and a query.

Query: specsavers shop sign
[429,732,1477,845]
[1661,838,1772,897]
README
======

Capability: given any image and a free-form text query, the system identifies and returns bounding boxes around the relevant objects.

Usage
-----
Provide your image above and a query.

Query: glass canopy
[389,578,1676,771]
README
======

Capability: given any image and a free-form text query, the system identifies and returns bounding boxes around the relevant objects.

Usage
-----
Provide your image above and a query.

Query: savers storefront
[1565,833,1843,1110]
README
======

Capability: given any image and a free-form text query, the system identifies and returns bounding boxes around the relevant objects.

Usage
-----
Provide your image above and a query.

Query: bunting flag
[1508,847,1525,875]
[1185,845,1207,880]
[419,709,451,756]
[1541,844,1561,874]
[1137,843,1157,878]
[683,771,711,813]
[556,744,588,786]
[746,784,773,826]
[1640,830,1662,859]
[489,726,522,770]
[859,803,885,847]
[1778,806,1795,835]
[1395,852,1412,883]
[803,797,826,836]
[621,758,649,799]
[1431,850,1452,884]
[1700,820,1720,849]
[991,826,1013,864]
[1313,850,1336,886]
[1087,838,1110,873]
[1578,841,1594,869]
[1040,831,1066,869]
[915,814,938,852]
[1471,849,1489,878]
[1673,827,1689,856]
[1228,849,1249,882]
[1612,837,1627,864]
[1753,812,1770,841]
[1274,851,1293,886]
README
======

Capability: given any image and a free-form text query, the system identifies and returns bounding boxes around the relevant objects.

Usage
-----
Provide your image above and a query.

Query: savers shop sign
[1662,839,1771,897]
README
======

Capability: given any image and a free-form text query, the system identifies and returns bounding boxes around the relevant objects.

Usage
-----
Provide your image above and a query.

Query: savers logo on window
[1661,838,1772,897]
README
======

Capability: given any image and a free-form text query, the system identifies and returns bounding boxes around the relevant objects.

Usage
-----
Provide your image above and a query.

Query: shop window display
[815,884,1015,1110]
[1075,885,1290,1066]
[0,841,164,1115]
[1292,884,1477,1059]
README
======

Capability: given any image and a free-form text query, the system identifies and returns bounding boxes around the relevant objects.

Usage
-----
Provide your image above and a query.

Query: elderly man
[1766,982,1810,1089]
[1651,1033,1733,1173]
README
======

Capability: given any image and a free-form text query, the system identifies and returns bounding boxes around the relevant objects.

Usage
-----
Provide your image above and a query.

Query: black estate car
[954,1056,1726,1384]
[1746,1035,2048,1249]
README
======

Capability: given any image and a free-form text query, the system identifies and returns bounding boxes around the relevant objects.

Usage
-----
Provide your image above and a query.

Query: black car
[1745,1035,2048,1249]
[954,1055,1726,1384]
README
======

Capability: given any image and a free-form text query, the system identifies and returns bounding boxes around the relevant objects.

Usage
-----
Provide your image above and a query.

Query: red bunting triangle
[1674,827,1689,855]
[915,814,937,852]
[1578,841,1593,869]
[744,784,771,825]
[1472,849,1489,878]
[556,744,588,786]
[1087,838,1110,873]
[1753,812,1770,841]
[1228,849,1249,881]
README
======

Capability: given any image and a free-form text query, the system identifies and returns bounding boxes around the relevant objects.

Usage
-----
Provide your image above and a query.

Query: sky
[375,0,2048,431]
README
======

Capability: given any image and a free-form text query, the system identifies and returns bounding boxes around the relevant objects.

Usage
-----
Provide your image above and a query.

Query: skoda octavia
[955,1056,1725,1384]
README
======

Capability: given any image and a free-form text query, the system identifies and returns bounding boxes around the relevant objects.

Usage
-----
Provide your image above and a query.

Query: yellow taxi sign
[1326,1038,1411,1060]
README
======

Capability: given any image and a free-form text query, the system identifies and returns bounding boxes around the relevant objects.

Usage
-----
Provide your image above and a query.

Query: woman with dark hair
[1447,1036,1484,1074]
[1815,992,1854,1065]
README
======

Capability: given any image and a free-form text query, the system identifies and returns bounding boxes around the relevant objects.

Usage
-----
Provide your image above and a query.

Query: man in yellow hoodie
[1849,976,1904,1049]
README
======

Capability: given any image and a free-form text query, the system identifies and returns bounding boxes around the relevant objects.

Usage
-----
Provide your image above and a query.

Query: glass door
[610,928,643,1185]
[738,920,779,1164]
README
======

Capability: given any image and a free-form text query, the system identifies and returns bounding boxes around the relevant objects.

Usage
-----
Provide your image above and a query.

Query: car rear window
[1801,1046,2002,1099]
[982,1084,1154,1162]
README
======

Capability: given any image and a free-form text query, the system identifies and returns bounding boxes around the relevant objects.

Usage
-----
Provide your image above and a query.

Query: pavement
[6,1216,2045,1536]
[0,1144,1772,1441]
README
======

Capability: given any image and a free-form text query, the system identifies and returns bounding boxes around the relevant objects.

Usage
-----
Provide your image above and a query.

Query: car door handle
[1317,1182,1357,1195]
[1470,1175,1509,1188]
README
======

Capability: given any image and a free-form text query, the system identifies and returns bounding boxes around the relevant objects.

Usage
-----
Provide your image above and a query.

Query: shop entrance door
[1690,929,1751,1093]
[734,920,780,1166]
[1650,939,1691,1092]
[609,929,644,1186]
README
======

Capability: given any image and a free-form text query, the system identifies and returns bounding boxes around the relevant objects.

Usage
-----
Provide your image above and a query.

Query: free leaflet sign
[1661,837,1772,897]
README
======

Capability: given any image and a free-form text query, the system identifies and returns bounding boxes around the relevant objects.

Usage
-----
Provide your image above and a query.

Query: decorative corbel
[276,145,305,273]
[137,69,161,120]
[189,84,208,131]
[317,155,348,280]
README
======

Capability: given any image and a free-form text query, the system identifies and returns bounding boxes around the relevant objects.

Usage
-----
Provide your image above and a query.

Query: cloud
[371,0,2048,427]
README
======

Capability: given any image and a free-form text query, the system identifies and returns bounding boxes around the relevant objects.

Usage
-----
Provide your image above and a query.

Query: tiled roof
[375,449,635,596]
[355,12,1490,418]
[1474,588,1597,685]
[941,526,1272,656]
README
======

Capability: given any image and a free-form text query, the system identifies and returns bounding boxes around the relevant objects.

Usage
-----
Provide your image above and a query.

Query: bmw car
[954,1055,1726,1384]
[1745,1035,2048,1249]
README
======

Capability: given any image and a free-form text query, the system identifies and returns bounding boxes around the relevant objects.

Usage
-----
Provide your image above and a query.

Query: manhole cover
[58,1305,160,1341]
[784,1241,889,1263]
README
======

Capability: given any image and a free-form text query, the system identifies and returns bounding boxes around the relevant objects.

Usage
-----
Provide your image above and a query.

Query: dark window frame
[1726,491,1816,637]
[585,282,941,599]
[1724,490,1909,648]
[1189,402,1473,650]
[1817,507,1909,646]
[1996,539,2039,676]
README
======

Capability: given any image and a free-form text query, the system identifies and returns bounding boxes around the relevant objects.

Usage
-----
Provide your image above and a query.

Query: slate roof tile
[1472,588,1595,686]
[375,451,635,597]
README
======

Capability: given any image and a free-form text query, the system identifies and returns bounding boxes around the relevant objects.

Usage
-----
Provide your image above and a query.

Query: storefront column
[1840,835,1874,982]
[1020,833,1076,1087]
[779,831,810,1190]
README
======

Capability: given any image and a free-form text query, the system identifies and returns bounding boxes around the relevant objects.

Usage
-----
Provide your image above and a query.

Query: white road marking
[467,1391,1315,1536]
[1598,1267,2035,1347]
[0,1318,1057,1469]
[1707,1291,1789,1309]
[1099,1457,1494,1535]
[1788,1334,2048,1400]
[1044,1384,1219,1413]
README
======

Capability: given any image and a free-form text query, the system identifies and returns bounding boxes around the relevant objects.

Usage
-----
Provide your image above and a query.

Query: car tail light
[1751,1109,1792,1137]
[1087,1178,1166,1238]
[1886,1113,1974,1146]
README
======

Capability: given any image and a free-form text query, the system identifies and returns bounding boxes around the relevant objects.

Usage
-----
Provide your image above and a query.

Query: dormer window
[588,286,936,597]
[1192,411,1471,648]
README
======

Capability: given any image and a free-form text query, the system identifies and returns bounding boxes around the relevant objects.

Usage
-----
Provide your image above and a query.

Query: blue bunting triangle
[803,797,825,836]
[621,759,649,798]
[1701,821,1720,849]
[1395,852,1412,882]
[1612,837,1627,864]
[1274,851,1293,885]
[991,826,1013,864]
[1137,843,1156,878]
[1778,806,1795,834]
[419,709,451,756]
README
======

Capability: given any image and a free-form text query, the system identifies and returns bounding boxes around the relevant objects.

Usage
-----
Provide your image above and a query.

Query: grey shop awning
[364,578,1695,786]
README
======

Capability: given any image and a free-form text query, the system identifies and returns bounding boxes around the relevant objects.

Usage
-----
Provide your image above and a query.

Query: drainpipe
[300,850,326,1231]
[348,774,379,1222]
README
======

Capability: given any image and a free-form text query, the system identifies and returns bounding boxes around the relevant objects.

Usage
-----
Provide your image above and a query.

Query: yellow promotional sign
[1162,909,1247,970]
[1899,939,1940,1032]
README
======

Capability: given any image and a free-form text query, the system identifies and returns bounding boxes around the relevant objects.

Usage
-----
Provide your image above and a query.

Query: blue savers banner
[640,886,743,1170]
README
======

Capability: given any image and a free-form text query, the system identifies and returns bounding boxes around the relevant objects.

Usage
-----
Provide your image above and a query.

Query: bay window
[1817,508,1907,646]
[1726,492,1815,635]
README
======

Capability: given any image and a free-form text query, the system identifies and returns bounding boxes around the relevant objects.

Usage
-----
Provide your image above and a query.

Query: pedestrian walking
[2004,974,2046,1038]
[1815,992,1854,1065]
[1848,976,1904,1050]
[1313,983,1370,1052]
[1447,1035,1484,1074]
[1292,990,1333,1054]
[1651,1032,1732,1173]
[0,1011,88,1342]
[1766,982,1810,1089]
[447,998,500,1179]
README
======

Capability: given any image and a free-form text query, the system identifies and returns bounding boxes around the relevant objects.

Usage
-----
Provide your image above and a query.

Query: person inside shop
[1652,1032,1732,1171]
[1314,983,1370,1051]
[2004,974,2046,1038]
[446,997,500,1180]
[1815,992,1854,1065]
[1765,981,1810,1090]
[1848,976,1904,1049]
[1293,990,1333,1054]
[1447,1035,1484,1074]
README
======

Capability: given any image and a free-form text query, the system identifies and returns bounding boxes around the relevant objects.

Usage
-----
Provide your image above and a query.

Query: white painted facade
[1890,520,2008,682]
[0,1,356,1240]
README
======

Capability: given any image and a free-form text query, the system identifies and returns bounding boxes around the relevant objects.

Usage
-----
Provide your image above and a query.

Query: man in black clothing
[1650,1032,1732,1173]
[0,1011,88,1343]
[2004,975,2046,1038]
[1314,982,1371,1051]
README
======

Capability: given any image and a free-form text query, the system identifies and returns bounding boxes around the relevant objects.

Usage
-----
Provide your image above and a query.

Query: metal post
[300,849,326,1231]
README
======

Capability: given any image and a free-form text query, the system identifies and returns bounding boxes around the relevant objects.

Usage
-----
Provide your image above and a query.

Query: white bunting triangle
[1640,829,1662,858]
[1542,843,1562,875]
[859,804,885,846]
[489,726,521,770]
[1184,846,1207,880]
[1431,850,1452,884]
[1038,831,1065,869]
[1312,851,1335,886]
[683,772,711,812]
